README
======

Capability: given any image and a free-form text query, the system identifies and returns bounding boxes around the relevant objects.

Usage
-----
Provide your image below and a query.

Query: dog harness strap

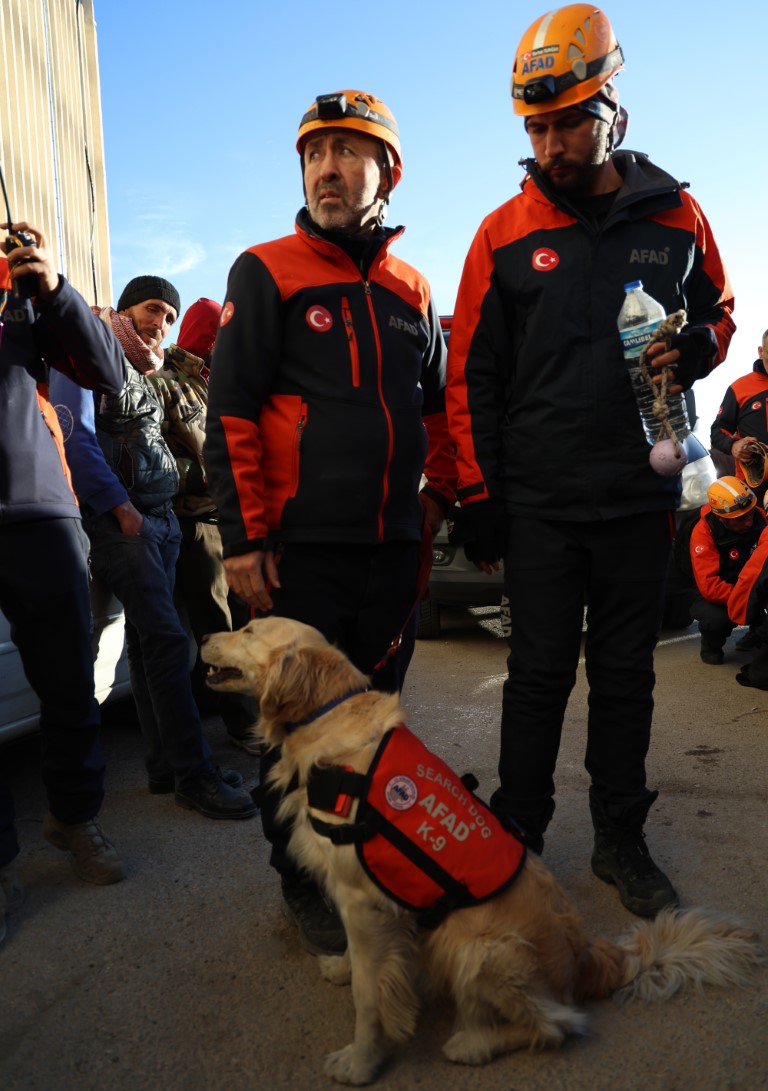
[307,765,367,812]
[309,814,373,844]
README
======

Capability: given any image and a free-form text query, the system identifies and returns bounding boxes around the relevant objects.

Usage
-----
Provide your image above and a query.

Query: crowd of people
[1,3,766,953]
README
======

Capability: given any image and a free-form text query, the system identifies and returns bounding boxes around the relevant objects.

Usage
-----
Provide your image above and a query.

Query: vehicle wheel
[416,598,441,639]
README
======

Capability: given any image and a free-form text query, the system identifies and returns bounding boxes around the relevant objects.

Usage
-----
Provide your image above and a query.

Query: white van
[0,574,131,744]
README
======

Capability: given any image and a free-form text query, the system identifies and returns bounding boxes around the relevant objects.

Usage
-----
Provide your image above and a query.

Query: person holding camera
[0,221,127,942]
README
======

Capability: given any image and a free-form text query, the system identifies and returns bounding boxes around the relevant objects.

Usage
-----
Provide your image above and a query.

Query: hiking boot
[175,766,259,819]
[736,644,768,690]
[0,861,25,945]
[228,733,264,758]
[148,767,244,795]
[281,874,347,957]
[699,639,724,665]
[43,814,126,885]
[589,792,678,918]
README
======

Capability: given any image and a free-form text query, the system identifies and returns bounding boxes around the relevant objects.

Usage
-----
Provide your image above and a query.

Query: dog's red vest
[307,726,526,925]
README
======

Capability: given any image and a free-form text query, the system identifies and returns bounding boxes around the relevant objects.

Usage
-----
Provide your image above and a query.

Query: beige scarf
[94,306,163,373]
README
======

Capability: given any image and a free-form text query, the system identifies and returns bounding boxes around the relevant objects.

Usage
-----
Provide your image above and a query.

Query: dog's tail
[577,908,766,1004]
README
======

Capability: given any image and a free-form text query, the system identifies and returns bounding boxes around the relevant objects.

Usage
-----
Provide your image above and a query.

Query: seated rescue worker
[689,477,768,665]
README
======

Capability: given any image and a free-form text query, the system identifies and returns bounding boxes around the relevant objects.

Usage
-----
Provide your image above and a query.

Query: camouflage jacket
[149,345,215,518]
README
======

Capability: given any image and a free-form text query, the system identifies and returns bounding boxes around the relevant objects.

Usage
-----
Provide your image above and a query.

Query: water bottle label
[619,318,662,359]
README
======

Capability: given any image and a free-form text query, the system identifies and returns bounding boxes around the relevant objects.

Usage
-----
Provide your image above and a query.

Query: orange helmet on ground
[707,477,757,519]
[297,91,402,190]
[511,4,624,117]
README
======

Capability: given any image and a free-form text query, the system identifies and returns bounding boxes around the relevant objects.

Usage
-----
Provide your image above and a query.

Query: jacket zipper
[341,297,360,387]
[291,410,306,496]
[362,285,393,541]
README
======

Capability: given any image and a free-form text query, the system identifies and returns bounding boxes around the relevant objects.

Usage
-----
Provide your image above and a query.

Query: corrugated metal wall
[0,0,111,306]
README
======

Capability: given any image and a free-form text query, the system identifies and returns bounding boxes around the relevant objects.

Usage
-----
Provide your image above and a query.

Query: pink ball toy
[649,438,688,476]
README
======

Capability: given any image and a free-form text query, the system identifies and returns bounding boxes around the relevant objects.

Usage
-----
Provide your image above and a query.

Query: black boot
[736,643,768,690]
[589,790,678,918]
[699,638,724,665]
[489,789,554,856]
[280,873,347,956]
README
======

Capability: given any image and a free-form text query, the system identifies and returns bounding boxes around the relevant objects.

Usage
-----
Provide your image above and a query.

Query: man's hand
[732,436,759,463]
[1,222,60,299]
[223,550,280,612]
[645,340,684,394]
[418,491,446,538]
[646,326,716,393]
[111,500,144,537]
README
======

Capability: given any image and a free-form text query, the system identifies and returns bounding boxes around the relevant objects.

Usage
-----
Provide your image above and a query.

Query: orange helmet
[707,477,757,519]
[511,4,624,117]
[297,91,402,189]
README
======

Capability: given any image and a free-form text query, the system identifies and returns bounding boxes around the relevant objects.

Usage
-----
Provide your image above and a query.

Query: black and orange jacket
[206,211,454,557]
[727,524,768,626]
[446,151,735,520]
[0,257,125,526]
[690,506,767,605]
[710,360,768,477]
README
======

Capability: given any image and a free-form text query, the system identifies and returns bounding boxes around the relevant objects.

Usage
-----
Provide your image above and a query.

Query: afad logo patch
[306,305,333,332]
[532,247,559,272]
[385,775,418,811]
[220,301,235,326]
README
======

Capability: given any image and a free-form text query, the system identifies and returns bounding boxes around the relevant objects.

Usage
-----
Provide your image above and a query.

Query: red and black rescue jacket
[446,151,735,521]
[206,210,454,557]
[710,361,768,487]
[690,505,767,605]
[307,725,526,927]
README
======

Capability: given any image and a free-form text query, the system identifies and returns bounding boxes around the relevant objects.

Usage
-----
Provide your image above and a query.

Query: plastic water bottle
[617,280,691,447]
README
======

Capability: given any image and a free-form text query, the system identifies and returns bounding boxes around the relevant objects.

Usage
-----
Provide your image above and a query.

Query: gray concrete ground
[1,610,766,1091]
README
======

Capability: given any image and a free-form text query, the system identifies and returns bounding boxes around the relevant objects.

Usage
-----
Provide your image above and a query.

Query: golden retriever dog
[202,617,765,1086]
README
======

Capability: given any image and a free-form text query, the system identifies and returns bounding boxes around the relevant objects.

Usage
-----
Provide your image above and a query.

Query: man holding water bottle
[445,4,735,916]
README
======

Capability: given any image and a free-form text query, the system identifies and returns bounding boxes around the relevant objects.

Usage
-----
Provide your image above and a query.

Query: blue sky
[94,0,767,432]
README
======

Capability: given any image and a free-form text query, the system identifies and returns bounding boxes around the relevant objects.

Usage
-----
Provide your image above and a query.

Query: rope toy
[638,309,688,475]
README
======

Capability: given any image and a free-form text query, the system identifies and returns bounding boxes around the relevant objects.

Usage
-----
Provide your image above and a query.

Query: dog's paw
[318,952,351,986]
[324,1044,383,1085]
[442,1030,491,1066]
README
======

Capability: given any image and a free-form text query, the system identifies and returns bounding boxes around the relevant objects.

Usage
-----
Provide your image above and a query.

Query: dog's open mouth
[205,665,244,686]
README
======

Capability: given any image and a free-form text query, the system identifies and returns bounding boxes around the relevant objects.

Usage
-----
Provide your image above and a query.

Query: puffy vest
[307,725,526,927]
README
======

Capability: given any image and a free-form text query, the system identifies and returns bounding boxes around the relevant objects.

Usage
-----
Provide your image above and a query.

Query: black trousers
[689,596,735,647]
[0,518,105,866]
[259,540,420,874]
[491,511,673,835]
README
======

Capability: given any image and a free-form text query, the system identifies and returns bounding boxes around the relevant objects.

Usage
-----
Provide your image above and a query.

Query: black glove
[667,326,717,390]
[449,498,507,567]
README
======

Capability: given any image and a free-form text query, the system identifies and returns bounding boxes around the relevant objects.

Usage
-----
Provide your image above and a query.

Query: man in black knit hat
[49,277,257,821]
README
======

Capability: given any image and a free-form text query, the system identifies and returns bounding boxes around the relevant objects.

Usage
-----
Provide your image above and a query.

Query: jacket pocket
[260,394,307,513]
[342,297,360,387]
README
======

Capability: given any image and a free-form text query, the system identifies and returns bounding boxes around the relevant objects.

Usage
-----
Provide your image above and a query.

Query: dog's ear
[259,641,363,727]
